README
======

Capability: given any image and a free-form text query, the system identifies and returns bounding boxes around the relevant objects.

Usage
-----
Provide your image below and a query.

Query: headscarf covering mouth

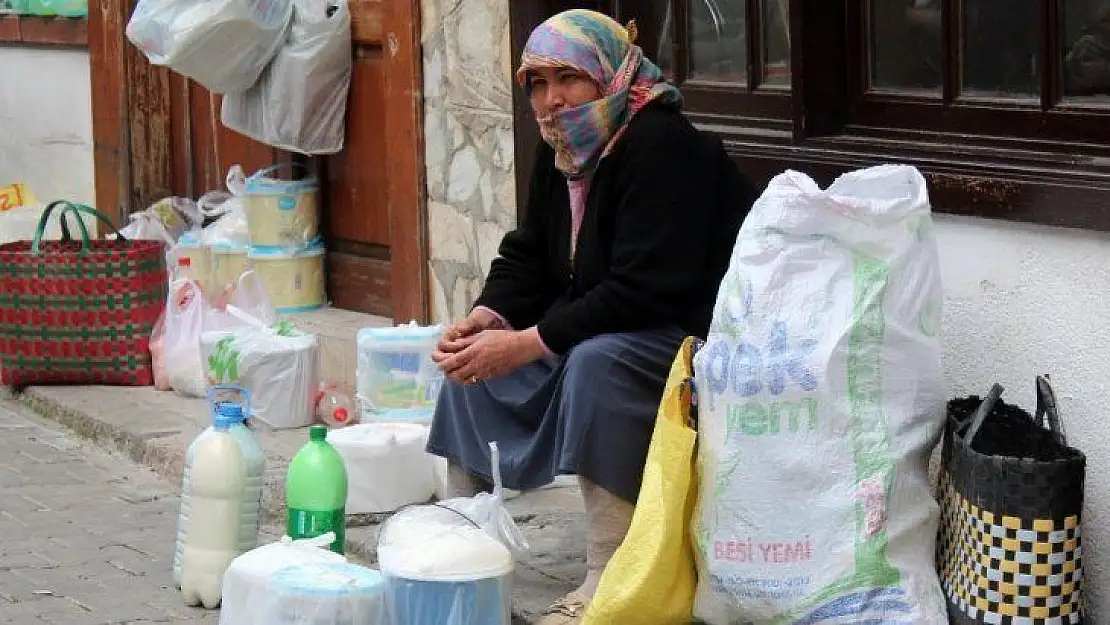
[516,10,681,179]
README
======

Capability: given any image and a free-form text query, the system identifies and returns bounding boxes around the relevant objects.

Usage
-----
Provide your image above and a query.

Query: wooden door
[88,0,428,322]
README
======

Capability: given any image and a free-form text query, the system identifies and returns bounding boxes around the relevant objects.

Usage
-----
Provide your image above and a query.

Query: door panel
[90,0,427,321]
[326,54,391,248]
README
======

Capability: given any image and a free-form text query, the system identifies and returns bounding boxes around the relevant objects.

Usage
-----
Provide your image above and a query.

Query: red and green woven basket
[0,201,167,388]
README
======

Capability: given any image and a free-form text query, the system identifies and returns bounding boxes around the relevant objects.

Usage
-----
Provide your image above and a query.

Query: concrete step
[283,307,392,395]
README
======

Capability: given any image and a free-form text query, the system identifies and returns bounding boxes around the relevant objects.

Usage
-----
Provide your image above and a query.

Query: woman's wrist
[518,326,552,361]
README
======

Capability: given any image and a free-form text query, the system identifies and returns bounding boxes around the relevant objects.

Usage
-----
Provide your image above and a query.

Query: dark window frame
[511,0,1110,232]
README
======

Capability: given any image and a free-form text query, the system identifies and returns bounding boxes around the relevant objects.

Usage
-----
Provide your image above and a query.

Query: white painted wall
[936,214,1110,617]
[0,48,94,205]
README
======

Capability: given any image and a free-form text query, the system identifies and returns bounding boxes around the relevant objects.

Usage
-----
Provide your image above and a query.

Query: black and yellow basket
[937,377,1087,625]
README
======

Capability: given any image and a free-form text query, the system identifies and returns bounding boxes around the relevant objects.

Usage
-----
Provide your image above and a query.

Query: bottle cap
[215,402,246,423]
[310,424,328,441]
[214,413,235,430]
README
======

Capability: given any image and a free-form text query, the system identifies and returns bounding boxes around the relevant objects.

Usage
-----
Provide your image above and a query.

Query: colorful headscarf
[517,10,683,179]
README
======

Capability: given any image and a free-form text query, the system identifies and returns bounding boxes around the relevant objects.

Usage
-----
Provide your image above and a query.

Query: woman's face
[528,66,603,119]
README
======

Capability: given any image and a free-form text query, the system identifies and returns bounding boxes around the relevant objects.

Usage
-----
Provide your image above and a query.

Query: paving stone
[0,402,219,625]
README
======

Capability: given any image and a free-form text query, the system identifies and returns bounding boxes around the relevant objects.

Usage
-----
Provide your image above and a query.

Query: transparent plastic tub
[356,323,444,423]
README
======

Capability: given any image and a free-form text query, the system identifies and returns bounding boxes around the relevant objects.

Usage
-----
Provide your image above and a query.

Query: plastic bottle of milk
[176,389,264,608]
[174,388,265,588]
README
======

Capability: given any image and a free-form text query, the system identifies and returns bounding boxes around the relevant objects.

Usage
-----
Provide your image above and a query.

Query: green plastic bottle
[285,425,348,554]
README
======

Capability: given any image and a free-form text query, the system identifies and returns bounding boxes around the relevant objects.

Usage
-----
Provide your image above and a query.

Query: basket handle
[32,200,93,255]
[1035,375,1067,445]
[962,383,1005,448]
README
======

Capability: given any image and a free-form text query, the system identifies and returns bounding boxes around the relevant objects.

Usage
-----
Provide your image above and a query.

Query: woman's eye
[559,73,579,84]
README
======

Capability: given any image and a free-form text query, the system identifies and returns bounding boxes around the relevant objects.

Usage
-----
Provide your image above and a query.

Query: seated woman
[427,9,757,623]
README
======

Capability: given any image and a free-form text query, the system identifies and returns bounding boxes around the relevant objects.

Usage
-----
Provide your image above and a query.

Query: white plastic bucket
[243,164,319,249]
[326,424,435,514]
[248,243,326,313]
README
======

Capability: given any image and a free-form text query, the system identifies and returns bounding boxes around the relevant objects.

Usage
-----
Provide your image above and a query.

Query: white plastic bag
[126,0,293,94]
[201,314,318,429]
[377,442,526,625]
[219,533,348,625]
[691,165,948,623]
[200,166,250,249]
[161,279,208,397]
[221,0,352,155]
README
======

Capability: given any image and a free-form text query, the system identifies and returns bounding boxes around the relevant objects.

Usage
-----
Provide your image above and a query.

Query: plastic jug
[175,387,266,605]
[286,425,348,554]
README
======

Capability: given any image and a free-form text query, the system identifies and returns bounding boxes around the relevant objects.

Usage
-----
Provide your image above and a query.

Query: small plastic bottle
[315,383,357,428]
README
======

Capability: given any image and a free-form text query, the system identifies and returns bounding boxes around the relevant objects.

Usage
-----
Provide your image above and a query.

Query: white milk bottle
[174,387,265,587]
[178,389,263,608]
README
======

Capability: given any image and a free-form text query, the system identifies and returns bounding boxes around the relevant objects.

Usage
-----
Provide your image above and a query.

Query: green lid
[309,424,328,441]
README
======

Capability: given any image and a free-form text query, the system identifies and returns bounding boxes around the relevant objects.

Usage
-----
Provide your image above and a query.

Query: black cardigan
[475,104,759,355]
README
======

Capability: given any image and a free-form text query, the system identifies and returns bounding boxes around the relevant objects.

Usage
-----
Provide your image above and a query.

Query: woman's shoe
[537,477,635,624]
[536,591,591,625]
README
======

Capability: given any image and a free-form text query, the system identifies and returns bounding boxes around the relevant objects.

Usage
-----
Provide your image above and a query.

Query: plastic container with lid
[253,562,388,625]
[210,243,251,292]
[218,533,348,625]
[356,322,445,423]
[179,387,266,608]
[175,387,265,594]
[378,509,513,625]
[244,164,319,249]
[248,241,325,313]
[376,441,524,625]
[326,423,434,514]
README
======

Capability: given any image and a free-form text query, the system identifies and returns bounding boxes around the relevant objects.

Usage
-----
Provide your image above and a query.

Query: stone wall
[422,0,517,324]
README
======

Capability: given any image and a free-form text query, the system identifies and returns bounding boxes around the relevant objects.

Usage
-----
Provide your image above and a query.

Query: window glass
[1064,0,1110,99]
[962,0,1040,98]
[870,0,942,92]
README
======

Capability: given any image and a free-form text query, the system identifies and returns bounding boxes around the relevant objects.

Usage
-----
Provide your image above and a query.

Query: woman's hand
[437,308,502,356]
[435,329,547,384]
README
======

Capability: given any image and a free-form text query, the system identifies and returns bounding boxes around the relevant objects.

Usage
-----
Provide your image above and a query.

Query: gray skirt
[426,326,685,503]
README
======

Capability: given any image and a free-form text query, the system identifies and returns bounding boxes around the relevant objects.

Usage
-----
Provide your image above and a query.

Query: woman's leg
[538,327,684,624]
[446,461,491,497]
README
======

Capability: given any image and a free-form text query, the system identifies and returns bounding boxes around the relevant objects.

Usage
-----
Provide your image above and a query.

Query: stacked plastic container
[243,164,325,313]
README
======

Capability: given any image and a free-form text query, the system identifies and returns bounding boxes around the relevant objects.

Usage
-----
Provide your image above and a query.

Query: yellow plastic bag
[583,337,700,625]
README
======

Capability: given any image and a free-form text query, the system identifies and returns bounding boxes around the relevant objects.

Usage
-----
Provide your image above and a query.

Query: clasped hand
[433,310,545,384]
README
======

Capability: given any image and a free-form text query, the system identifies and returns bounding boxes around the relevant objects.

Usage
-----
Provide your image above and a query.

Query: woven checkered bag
[938,377,1087,625]
[0,201,167,388]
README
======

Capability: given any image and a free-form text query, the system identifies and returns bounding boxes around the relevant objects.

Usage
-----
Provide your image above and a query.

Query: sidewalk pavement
[0,399,254,624]
[1,385,586,622]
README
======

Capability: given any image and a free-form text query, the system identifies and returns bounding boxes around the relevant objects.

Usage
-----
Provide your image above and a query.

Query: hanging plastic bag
[377,442,527,625]
[584,337,700,625]
[691,165,947,623]
[221,0,352,155]
[126,0,293,94]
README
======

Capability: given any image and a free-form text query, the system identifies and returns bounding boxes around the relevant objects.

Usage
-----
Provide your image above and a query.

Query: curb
[1,387,368,559]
